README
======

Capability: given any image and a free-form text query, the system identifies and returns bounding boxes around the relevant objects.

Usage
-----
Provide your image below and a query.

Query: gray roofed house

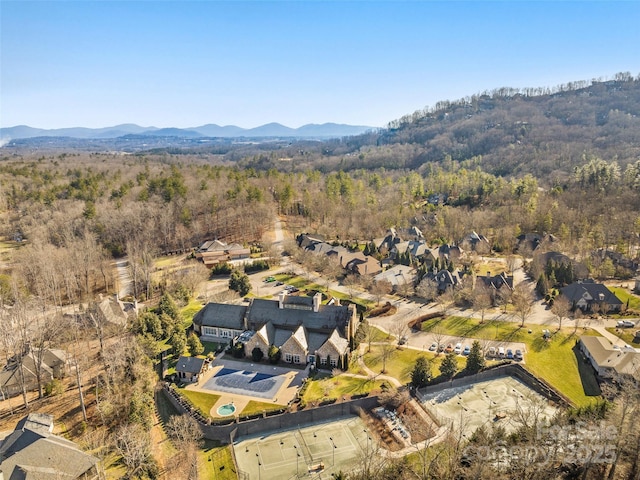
[194,292,358,368]
[423,269,464,293]
[560,280,623,313]
[0,348,67,399]
[192,303,248,342]
[175,356,207,383]
[0,413,99,480]
[373,265,416,291]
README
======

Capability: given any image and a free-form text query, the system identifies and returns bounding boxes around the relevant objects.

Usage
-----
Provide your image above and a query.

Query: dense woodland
[0,74,639,479]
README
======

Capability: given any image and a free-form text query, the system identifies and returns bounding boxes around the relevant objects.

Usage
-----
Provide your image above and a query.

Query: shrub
[251,347,264,362]
[210,263,232,276]
[44,379,64,397]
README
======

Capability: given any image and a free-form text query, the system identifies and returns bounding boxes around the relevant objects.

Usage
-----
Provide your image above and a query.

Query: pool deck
[183,353,308,418]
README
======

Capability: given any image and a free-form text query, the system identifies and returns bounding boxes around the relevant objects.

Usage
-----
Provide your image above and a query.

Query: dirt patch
[360,400,435,452]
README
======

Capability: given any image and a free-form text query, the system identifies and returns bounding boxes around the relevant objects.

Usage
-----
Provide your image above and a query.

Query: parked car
[506,349,514,359]
[454,343,462,354]
[514,349,523,360]
[462,345,471,356]
[438,344,446,352]
[488,346,496,358]
[399,336,408,345]
[445,343,454,353]
[498,347,505,358]
[617,320,635,328]
[429,343,437,351]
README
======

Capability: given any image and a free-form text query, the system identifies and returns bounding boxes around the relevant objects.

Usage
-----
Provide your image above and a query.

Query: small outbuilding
[175,356,206,383]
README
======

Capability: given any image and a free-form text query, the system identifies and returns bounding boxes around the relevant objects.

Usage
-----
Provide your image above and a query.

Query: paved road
[114,258,132,298]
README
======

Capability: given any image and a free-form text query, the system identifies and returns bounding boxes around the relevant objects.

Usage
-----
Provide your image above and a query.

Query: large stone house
[192,293,357,369]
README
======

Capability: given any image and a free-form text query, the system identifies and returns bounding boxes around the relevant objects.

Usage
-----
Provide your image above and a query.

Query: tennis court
[234,416,374,479]
[420,375,559,436]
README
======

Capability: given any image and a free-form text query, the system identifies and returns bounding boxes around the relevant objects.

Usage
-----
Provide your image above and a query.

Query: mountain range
[0,122,373,140]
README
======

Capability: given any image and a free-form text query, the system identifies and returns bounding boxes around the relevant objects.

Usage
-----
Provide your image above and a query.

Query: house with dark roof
[560,280,623,313]
[423,269,464,293]
[459,231,491,254]
[175,356,207,383]
[0,413,100,479]
[516,233,558,255]
[579,336,640,378]
[477,272,514,301]
[192,292,357,369]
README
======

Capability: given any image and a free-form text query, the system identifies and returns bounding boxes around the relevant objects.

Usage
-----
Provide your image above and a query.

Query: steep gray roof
[175,356,205,375]
[0,414,98,480]
[561,281,623,305]
[193,303,247,329]
[247,298,350,334]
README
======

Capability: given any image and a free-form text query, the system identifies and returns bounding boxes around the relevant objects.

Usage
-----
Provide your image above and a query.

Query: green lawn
[609,286,640,310]
[419,316,601,406]
[302,375,387,402]
[362,345,466,384]
[176,389,220,417]
[605,327,639,346]
[200,441,237,480]
[240,400,285,416]
[181,299,204,325]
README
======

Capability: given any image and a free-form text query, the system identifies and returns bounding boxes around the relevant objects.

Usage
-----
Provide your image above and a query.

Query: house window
[284,353,292,363]
[293,354,301,364]
[330,358,337,367]
[220,330,231,338]
[320,357,327,365]
[202,326,218,336]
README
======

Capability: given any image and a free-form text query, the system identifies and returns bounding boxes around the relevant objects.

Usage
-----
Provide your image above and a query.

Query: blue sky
[1,1,639,129]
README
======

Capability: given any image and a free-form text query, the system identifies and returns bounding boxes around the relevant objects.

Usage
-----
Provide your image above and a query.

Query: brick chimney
[279,292,286,309]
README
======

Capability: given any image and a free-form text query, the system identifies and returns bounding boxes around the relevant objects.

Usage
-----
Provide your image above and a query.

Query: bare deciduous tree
[511,282,534,327]
[551,295,571,330]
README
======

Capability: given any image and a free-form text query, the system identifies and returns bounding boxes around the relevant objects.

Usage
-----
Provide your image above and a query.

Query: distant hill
[1,122,373,140]
[338,73,640,179]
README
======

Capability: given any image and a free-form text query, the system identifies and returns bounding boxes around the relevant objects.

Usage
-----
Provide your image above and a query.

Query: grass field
[240,400,285,416]
[609,286,640,310]
[419,316,601,406]
[362,345,467,384]
[302,375,387,403]
[176,389,221,416]
[605,327,639,346]
[181,299,204,325]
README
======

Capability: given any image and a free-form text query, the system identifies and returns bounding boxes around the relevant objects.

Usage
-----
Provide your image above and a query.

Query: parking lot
[413,334,527,363]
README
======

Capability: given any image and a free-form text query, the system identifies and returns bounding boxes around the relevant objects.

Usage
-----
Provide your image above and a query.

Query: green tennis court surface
[234,416,374,479]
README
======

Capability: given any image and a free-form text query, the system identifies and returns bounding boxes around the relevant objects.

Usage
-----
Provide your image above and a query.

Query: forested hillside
[234,73,640,182]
